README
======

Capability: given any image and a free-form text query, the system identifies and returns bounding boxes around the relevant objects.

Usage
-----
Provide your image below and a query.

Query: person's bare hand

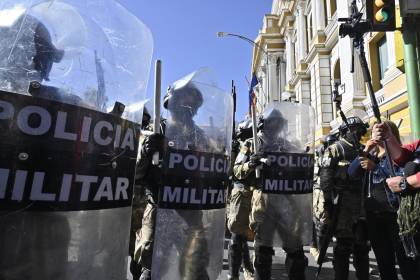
[363,139,377,153]
[359,156,376,171]
[386,176,403,193]
[372,123,390,143]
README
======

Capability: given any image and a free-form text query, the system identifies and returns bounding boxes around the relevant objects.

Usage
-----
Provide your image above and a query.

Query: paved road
[128,240,386,279]
[217,240,382,280]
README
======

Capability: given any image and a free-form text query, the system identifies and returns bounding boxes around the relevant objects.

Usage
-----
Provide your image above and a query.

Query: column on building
[279,55,286,100]
[270,53,282,102]
[311,0,318,36]
[296,79,311,105]
[317,55,333,125]
[297,1,308,62]
[315,0,326,31]
[285,29,295,83]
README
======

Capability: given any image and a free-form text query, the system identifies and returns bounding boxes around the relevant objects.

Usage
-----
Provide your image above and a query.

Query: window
[377,36,389,82]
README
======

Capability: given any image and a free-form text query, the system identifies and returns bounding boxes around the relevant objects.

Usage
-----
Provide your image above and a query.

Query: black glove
[143,133,165,157]
[248,153,262,168]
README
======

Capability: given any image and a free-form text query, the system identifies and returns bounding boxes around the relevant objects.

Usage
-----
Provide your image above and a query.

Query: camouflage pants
[129,190,147,256]
[133,202,157,270]
[312,188,329,225]
[227,186,253,236]
[250,189,305,251]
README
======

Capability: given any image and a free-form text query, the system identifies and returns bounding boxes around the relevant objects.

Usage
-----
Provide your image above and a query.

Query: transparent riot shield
[257,102,315,248]
[152,68,233,280]
[0,1,153,279]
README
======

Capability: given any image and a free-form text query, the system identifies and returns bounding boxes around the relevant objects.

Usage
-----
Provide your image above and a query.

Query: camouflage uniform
[319,138,369,280]
[227,138,255,279]
[151,120,215,280]
[311,145,333,258]
[129,128,158,279]
[233,137,307,279]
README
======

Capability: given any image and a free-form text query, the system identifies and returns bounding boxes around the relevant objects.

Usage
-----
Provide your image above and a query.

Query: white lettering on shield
[0,101,136,150]
[0,168,130,203]
[264,179,312,192]
[161,185,226,206]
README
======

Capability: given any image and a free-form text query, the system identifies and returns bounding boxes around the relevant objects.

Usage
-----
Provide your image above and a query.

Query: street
[127,240,386,280]
[217,241,382,280]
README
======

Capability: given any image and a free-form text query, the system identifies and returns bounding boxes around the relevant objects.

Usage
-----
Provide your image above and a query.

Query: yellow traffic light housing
[367,0,396,31]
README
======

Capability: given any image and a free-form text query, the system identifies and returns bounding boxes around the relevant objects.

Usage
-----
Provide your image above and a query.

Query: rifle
[338,0,418,259]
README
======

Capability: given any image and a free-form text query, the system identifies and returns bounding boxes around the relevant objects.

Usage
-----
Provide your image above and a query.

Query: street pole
[266,52,270,103]
[402,17,420,139]
[217,32,271,105]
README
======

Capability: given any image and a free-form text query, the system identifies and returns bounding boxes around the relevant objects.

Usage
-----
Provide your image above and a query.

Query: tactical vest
[333,140,362,192]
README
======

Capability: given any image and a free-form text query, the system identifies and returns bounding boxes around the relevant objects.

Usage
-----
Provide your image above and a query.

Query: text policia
[262,152,314,194]
[159,150,229,209]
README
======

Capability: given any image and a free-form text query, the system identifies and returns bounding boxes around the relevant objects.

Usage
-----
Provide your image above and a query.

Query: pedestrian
[348,120,420,280]
[319,116,370,280]
[372,123,420,274]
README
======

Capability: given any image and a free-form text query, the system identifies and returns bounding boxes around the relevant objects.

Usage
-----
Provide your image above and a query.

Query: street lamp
[217,31,271,104]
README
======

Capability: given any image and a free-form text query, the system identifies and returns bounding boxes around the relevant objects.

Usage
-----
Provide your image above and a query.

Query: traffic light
[366,0,396,31]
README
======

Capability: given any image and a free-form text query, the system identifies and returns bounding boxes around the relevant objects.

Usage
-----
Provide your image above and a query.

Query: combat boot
[254,246,274,280]
[242,236,254,275]
[228,234,243,280]
[285,249,308,280]
[333,240,352,280]
[353,244,370,280]
[130,258,142,280]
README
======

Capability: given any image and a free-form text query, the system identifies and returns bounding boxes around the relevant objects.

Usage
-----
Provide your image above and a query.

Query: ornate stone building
[252,0,410,143]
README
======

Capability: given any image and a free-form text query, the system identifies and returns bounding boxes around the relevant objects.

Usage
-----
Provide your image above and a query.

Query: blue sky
[119,0,272,120]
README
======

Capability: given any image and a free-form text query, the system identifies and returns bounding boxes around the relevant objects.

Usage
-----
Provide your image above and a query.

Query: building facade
[252,0,410,143]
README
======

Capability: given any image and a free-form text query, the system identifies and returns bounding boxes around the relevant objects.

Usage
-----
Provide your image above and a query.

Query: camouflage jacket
[319,138,362,194]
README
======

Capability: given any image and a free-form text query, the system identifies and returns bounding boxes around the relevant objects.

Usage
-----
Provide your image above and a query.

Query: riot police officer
[137,77,220,280]
[311,134,338,260]
[129,107,153,280]
[319,116,370,280]
[0,3,153,280]
[242,108,310,280]
[227,118,255,280]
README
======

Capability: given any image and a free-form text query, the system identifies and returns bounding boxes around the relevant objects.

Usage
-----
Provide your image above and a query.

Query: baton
[251,104,260,178]
[152,60,162,165]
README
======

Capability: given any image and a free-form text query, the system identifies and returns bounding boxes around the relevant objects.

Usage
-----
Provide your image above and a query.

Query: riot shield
[152,68,233,280]
[0,1,153,279]
[258,102,315,248]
